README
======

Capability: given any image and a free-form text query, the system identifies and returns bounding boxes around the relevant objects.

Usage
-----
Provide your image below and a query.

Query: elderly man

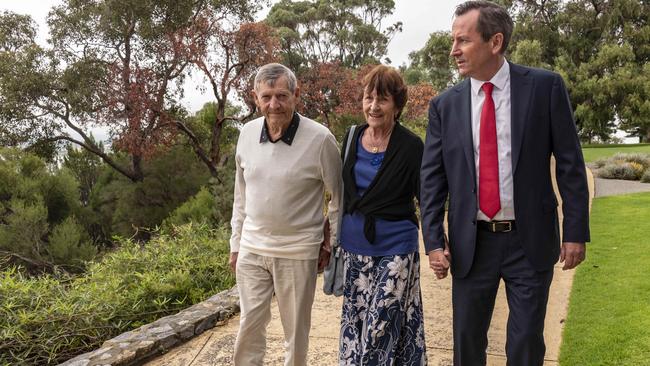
[229,63,341,366]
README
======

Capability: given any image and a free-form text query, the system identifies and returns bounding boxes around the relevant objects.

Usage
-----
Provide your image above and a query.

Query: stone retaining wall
[59,286,239,366]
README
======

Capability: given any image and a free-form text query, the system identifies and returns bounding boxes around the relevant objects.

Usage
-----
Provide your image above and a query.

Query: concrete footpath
[146,169,595,366]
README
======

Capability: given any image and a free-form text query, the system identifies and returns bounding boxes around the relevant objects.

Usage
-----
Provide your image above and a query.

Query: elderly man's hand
[318,245,330,272]
[318,218,332,272]
[229,252,238,273]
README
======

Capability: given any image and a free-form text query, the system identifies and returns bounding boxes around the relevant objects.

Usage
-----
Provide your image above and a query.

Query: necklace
[365,129,392,153]
[367,135,390,154]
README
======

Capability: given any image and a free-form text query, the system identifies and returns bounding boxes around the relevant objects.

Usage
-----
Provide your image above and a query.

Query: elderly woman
[338,65,426,365]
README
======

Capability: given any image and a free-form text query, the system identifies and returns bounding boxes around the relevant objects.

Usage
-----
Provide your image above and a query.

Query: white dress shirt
[470,60,515,221]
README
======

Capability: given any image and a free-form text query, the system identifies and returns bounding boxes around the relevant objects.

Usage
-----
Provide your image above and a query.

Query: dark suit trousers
[452,229,554,366]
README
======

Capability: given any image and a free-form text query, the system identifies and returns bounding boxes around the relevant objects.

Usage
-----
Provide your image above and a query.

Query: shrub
[597,162,644,180]
[48,216,96,267]
[641,170,650,183]
[591,158,609,169]
[611,152,650,169]
[0,223,234,365]
[164,186,215,228]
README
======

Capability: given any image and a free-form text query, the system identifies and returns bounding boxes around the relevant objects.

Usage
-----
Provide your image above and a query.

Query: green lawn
[559,192,650,365]
[581,143,650,162]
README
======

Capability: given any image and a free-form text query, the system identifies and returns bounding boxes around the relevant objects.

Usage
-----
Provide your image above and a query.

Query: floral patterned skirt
[339,250,427,366]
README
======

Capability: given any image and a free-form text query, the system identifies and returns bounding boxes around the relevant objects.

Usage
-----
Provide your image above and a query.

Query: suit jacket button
[472,220,476,225]
[472,188,476,193]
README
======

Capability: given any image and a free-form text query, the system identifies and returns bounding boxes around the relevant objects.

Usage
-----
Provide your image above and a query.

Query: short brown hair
[455,1,513,54]
[362,65,408,120]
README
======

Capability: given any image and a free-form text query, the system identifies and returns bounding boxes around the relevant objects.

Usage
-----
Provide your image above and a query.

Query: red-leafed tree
[404,82,437,121]
[298,61,353,128]
[175,17,278,179]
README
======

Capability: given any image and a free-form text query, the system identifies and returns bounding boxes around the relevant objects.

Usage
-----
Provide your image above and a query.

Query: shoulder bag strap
[335,125,356,245]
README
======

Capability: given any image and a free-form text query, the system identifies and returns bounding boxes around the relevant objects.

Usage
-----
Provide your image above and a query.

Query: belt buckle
[490,221,497,232]
[502,221,512,233]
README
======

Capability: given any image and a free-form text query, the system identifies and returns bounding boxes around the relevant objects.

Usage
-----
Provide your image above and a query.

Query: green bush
[591,158,609,169]
[0,223,234,365]
[641,170,650,183]
[597,162,644,180]
[0,148,94,268]
[611,152,650,169]
[48,216,96,267]
[593,152,650,181]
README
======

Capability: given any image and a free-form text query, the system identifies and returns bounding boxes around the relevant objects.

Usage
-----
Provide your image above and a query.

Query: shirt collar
[470,59,510,96]
[260,112,300,145]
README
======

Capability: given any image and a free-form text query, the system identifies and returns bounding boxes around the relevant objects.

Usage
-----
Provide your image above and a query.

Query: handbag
[323,125,356,296]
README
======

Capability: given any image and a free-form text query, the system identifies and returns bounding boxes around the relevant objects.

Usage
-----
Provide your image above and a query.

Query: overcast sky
[1,0,462,112]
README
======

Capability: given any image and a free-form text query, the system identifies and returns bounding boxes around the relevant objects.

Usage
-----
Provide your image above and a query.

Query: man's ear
[293,85,301,99]
[251,90,260,108]
[491,33,504,55]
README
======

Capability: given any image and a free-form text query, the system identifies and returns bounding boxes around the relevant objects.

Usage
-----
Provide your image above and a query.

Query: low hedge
[594,153,650,181]
[0,223,234,365]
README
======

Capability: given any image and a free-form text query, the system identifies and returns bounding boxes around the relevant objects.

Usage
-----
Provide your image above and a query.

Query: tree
[0,1,262,182]
[298,61,354,128]
[404,0,650,142]
[0,148,96,272]
[175,18,278,179]
[405,31,457,91]
[266,0,402,71]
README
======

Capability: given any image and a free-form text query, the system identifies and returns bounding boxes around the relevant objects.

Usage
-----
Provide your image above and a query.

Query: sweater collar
[259,112,300,145]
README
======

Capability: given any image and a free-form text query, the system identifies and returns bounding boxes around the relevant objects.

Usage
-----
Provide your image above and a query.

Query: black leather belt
[477,220,516,233]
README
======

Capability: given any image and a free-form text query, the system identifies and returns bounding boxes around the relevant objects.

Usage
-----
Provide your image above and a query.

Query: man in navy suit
[420,1,590,365]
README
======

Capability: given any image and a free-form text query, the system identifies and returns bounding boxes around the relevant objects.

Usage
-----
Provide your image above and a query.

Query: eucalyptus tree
[266,0,402,70]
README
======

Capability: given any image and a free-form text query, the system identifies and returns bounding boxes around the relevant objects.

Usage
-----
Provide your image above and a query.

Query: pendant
[371,146,379,153]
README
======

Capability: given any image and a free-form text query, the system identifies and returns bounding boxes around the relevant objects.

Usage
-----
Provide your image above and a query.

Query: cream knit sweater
[229,115,341,260]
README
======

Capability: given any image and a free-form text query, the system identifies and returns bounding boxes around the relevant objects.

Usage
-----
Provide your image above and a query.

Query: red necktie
[479,82,500,219]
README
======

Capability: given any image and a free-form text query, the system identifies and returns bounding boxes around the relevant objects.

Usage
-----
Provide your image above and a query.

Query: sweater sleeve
[229,144,246,253]
[320,132,343,248]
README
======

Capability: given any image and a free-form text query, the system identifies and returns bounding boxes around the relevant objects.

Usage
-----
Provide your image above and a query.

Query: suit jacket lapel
[510,63,534,174]
[455,80,476,181]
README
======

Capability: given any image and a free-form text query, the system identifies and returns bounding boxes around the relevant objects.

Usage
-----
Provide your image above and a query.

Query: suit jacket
[420,62,590,279]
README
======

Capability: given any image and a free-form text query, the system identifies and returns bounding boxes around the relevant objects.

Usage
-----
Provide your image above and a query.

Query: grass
[581,143,650,162]
[559,192,650,365]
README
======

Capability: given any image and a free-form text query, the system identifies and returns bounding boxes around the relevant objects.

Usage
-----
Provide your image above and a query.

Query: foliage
[178,17,278,179]
[88,145,210,241]
[591,152,650,180]
[597,162,645,180]
[298,61,355,128]
[0,1,264,182]
[266,0,401,70]
[641,170,650,183]
[560,192,650,365]
[164,157,237,229]
[63,140,104,207]
[0,223,234,365]
[405,0,650,143]
[0,148,95,270]
[405,31,456,91]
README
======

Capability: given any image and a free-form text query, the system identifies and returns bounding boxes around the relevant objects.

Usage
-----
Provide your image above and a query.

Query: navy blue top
[340,135,419,256]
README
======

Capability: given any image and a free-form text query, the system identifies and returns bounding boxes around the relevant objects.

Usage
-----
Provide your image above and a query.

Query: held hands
[560,242,586,270]
[428,241,451,279]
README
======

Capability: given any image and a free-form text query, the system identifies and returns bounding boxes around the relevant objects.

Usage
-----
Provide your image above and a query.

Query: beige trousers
[233,251,318,366]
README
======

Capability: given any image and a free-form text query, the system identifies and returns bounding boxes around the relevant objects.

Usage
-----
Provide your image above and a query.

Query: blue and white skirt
[339,250,427,365]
